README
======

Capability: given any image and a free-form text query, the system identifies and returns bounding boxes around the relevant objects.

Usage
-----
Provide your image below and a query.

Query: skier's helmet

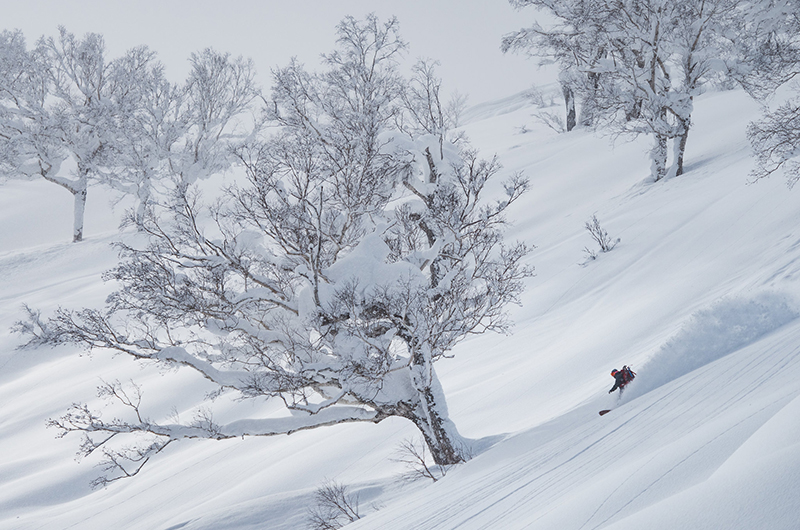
[611,369,618,376]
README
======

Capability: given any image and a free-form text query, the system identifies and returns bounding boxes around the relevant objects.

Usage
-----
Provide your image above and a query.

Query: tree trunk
[39,167,88,243]
[650,134,668,182]
[562,83,576,132]
[668,121,689,179]
[72,178,88,243]
[579,72,600,127]
[407,363,466,465]
[135,176,152,230]
[626,99,642,121]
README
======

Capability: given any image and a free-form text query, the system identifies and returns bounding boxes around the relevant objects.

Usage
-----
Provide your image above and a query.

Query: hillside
[2,87,799,529]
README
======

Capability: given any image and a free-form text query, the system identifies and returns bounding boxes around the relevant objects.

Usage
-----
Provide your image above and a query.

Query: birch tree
[503,0,800,181]
[20,15,533,485]
[400,59,466,150]
[105,51,180,229]
[503,0,610,131]
[111,48,261,229]
[34,28,127,242]
[749,90,800,186]
[745,2,800,185]
[1,27,261,239]
[0,30,49,181]
[0,28,148,242]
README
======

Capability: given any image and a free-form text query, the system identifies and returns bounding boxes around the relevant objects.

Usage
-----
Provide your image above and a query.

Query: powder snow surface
[2,88,800,529]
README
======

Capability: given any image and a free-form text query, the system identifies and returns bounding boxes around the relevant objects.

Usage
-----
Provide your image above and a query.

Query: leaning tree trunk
[42,169,88,243]
[407,359,466,465]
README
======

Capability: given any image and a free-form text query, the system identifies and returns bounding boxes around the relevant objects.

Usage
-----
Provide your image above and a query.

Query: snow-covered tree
[0,30,50,181]
[592,0,687,181]
[749,90,800,186]
[169,49,261,189]
[0,27,260,239]
[36,27,130,242]
[745,3,800,186]
[503,0,800,181]
[111,48,261,229]
[724,0,800,98]
[0,28,152,242]
[503,0,610,132]
[21,15,533,485]
[104,50,179,229]
[400,58,467,150]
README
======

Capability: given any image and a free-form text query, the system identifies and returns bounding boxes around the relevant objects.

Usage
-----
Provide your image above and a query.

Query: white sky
[1,0,556,105]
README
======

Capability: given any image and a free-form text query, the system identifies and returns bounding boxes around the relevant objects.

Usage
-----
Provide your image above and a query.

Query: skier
[608,365,635,394]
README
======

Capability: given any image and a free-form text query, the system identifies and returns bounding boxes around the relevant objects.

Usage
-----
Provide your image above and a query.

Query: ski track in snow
[350,324,800,529]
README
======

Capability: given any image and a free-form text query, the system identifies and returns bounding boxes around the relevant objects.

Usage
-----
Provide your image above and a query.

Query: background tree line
[503,0,800,182]
[0,27,260,242]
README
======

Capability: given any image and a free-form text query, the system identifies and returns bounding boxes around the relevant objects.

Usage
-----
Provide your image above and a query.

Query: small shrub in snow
[585,215,619,254]
[392,437,456,482]
[523,85,545,107]
[582,246,598,262]
[306,480,362,530]
[533,111,566,134]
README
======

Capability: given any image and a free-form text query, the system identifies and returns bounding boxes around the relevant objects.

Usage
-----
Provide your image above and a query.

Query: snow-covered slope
[2,88,800,529]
